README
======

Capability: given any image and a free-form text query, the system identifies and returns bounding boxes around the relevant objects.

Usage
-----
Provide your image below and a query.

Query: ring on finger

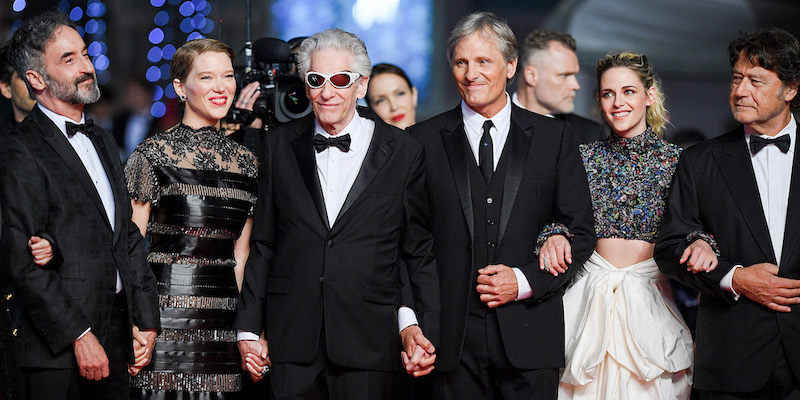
[261,365,270,376]
[544,256,551,270]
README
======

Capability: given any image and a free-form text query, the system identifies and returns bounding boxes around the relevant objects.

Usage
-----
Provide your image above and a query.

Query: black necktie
[479,120,494,183]
[750,134,790,155]
[314,133,351,153]
[65,119,95,138]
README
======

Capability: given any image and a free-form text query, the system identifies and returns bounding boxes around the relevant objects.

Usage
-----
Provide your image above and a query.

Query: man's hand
[732,263,800,312]
[681,239,718,273]
[73,331,109,381]
[28,236,54,266]
[128,325,157,376]
[477,264,518,308]
[539,235,572,276]
[399,325,436,377]
[238,338,270,382]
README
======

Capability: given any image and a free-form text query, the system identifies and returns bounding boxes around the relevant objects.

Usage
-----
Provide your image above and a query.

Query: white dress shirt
[461,94,534,300]
[38,103,121,340]
[720,115,796,297]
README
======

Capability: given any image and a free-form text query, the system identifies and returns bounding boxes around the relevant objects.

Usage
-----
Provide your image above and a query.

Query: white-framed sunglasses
[305,71,362,89]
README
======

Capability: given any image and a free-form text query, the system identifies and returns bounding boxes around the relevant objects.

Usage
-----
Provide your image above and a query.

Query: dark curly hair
[728,27,800,108]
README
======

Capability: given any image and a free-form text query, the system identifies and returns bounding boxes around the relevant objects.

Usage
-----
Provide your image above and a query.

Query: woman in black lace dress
[126,39,258,399]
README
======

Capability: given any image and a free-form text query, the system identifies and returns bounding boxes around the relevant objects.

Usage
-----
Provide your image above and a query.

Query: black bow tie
[314,133,351,153]
[749,134,791,155]
[65,119,95,138]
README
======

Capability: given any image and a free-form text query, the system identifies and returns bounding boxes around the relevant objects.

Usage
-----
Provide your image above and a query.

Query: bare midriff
[595,237,655,269]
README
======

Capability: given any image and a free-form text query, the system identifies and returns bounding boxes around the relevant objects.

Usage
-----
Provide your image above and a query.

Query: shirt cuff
[513,267,533,300]
[237,330,259,342]
[75,328,91,341]
[398,306,419,333]
[720,265,742,300]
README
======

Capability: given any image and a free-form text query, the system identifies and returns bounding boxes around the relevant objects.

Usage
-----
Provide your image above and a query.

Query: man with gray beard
[0,11,159,400]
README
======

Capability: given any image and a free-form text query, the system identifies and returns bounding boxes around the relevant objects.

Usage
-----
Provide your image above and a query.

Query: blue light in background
[153,86,164,101]
[151,0,166,7]
[149,28,165,44]
[146,66,162,82]
[151,101,167,118]
[87,2,106,17]
[94,55,110,70]
[179,1,195,16]
[179,17,194,33]
[200,19,214,34]
[165,84,177,99]
[12,0,26,12]
[159,64,171,79]
[155,10,170,26]
[192,14,206,29]
[187,32,204,41]
[85,19,99,34]
[88,41,102,56]
[148,47,163,62]
[162,44,177,60]
[69,6,83,21]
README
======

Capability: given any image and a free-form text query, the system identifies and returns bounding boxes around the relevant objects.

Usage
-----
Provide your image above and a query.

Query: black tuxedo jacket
[0,106,160,369]
[554,113,608,144]
[408,104,595,372]
[655,126,800,392]
[233,113,439,372]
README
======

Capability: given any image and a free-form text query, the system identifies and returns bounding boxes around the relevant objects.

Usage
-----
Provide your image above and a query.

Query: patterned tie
[313,133,351,153]
[65,119,95,138]
[479,120,494,183]
[749,134,790,155]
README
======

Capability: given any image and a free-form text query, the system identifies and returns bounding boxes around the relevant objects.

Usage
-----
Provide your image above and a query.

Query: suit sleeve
[233,135,274,335]
[400,145,440,344]
[125,201,160,330]
[520,122,596,301]
[654,150,737,301]
[0,135,90,353]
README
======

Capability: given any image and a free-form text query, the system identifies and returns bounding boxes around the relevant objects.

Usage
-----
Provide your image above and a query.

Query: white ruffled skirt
[558,252,693,400]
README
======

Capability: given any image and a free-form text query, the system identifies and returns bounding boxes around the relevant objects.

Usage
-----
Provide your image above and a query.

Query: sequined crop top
[579,128,681,243]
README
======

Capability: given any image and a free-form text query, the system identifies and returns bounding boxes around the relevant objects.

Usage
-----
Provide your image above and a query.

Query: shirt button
[487,219,495,225]
[487,198,493,204]
[487,242,496,248]
[327,239,334,247]
[318,277,324,283]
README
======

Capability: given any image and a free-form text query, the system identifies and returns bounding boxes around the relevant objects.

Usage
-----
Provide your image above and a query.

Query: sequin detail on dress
[580,128,681,243]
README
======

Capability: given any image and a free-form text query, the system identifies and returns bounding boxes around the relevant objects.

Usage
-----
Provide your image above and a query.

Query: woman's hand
[681,239,719,273]
[539,234,572,276]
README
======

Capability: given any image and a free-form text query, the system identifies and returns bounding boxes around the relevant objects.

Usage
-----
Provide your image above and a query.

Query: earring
[180,95,186,101]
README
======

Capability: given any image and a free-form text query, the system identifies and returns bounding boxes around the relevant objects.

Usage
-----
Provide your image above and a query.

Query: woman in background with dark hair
[366,63,418,129]
[126,38,258,399]
[557,52,717,399]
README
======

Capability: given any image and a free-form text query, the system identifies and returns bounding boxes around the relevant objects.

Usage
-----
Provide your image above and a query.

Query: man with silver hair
[0,11,159,400]
[513,29,606,144]
[409,11,595,398]
[234,27,440,400]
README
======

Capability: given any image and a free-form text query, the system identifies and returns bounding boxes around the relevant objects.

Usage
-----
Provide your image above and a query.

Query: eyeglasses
[305,71,361,89]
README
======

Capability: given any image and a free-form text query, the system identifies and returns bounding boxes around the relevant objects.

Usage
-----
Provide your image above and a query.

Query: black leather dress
[126,124,257,399]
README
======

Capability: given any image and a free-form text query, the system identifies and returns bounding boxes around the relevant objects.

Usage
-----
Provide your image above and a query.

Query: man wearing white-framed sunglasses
[234,28,440,400]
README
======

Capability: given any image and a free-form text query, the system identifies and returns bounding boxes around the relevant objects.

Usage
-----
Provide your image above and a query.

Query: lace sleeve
[125,150,160,205]
[685,230,721,256]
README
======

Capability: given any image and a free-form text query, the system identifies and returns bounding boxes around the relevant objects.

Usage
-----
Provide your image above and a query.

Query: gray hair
[8,11,77,98]
[447,11,518,66]
[297,28,371,81]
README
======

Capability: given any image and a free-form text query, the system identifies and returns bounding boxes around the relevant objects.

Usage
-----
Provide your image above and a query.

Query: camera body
[229,38,312,127]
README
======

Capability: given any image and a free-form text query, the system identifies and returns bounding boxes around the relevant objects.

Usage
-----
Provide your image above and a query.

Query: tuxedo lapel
[291,122,330,229]
[496,116,532,247]
[441,113,475,240]
[335,124,395,223]
[780,143,800,266]
[33,108,112,230]
[88,131,123,243]
[714,129,776,262]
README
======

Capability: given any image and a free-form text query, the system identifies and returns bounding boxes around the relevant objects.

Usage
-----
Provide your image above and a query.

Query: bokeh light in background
[271,0,433,101]
[148,0,214,117]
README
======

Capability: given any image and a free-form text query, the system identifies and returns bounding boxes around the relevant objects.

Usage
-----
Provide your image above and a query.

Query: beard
[44,71,101,104]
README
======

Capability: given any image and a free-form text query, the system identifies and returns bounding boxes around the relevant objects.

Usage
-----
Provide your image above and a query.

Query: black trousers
[22,294,130,400]
[435,312,558,400]
[268,325,397,400]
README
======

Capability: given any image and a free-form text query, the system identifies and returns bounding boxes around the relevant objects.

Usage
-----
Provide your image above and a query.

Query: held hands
[238,337,270,382]
[538,235,572,277]
[476,264,518,308]
[399,325,436,377]
[128,325,157,376]
[28,236,54,266]
[73,331,109,381]
[681,239,718,273]
[732,263,800,312]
